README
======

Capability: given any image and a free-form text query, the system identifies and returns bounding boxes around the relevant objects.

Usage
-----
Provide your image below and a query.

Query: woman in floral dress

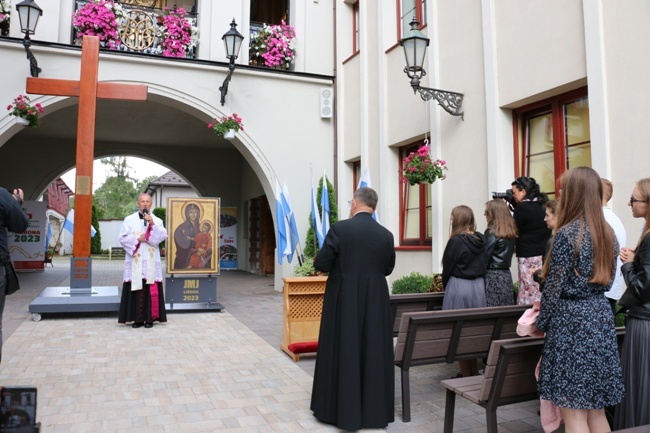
[536,167,624,432]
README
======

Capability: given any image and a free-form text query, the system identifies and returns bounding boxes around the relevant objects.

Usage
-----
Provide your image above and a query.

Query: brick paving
[0,257,548,432]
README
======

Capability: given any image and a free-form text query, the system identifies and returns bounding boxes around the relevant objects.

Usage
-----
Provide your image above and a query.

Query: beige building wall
[337,0,650,285]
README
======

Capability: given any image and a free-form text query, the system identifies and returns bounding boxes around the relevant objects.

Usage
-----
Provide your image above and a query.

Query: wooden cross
[26,36,147,280]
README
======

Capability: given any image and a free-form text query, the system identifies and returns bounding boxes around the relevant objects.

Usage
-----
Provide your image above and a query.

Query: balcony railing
[72,1,198,58]
[69,2,295,70]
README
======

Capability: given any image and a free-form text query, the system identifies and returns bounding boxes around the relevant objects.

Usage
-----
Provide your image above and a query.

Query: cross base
[28,286,120,321]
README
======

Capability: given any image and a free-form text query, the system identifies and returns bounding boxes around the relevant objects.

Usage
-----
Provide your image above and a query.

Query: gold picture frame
[166,197,220,274]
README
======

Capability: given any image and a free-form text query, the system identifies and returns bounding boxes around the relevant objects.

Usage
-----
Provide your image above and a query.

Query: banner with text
[8,201,47,271]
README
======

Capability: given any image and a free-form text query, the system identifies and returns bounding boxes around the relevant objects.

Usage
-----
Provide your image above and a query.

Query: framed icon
[166,197,220,274]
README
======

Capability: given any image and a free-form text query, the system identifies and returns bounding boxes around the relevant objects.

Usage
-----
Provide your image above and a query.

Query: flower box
[280,276,327,361]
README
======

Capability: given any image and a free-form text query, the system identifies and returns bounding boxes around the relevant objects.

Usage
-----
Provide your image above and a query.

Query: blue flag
[275,178,290,264]
[282,180,300,263]
[321,174,330,240]
[356,167,379,222]
[63,209,97,237]
[311,170,324,248]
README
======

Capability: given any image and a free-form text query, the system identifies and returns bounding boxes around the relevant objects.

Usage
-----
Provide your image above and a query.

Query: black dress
[614,232,650,429]
[311,212,396,431]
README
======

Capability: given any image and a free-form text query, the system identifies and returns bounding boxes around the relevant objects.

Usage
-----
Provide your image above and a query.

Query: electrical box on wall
[320,88,333,118]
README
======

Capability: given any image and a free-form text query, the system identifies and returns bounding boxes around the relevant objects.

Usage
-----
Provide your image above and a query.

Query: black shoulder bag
[1,258,20,295]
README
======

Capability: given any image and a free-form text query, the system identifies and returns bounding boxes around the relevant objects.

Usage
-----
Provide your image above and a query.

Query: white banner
[8,201,47,271]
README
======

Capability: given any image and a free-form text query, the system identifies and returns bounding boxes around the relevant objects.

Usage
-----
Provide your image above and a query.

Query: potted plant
[401,144,448,186]
[159,7,198,58]
[392,272,444,294]
[208,113,244,140]
[249,21,296,70]
[0,0,10,36]
[72,0,125,49]
[7,94,44,127]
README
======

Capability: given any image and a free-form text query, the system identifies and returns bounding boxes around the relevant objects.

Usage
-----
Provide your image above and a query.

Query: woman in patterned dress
[483,199,518,306]
[536,167,624,432]
[614,177,650,429]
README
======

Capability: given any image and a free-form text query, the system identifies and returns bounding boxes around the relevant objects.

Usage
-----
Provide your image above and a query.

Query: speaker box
[320,88,333,118]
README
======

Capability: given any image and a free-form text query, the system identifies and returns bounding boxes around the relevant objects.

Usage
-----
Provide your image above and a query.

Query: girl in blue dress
[536,167,624,432]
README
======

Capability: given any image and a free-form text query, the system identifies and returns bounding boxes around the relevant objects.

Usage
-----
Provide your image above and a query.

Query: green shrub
[293,259,319,277]
[392,272,443,294]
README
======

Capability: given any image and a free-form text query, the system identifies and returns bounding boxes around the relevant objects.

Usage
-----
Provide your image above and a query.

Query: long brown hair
[634,178,650,249]
[542,167,614,285]
[449,205,476,238]
[485,199,518,239]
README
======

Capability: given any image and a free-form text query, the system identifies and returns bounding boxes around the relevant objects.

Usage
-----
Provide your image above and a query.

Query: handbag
[2,259,20,295]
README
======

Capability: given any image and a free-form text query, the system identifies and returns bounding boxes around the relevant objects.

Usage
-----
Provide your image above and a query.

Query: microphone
[142,208,148,226]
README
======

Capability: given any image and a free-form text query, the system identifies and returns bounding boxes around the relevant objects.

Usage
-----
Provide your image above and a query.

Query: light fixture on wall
[399,18,464,117]
[16,0,43,78]
[219,19,244,106]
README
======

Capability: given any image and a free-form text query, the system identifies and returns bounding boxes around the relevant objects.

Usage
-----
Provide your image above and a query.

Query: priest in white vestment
[117,193,168,328]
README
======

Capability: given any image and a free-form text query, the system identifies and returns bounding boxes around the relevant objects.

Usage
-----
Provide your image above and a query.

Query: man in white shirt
[602,179,626,316]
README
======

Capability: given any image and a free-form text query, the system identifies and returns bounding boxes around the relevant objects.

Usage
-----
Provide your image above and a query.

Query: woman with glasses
[510,176,552,305]
[614,178,650,429]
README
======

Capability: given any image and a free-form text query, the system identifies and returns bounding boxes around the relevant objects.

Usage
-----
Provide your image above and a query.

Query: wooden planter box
[280,276,327,361]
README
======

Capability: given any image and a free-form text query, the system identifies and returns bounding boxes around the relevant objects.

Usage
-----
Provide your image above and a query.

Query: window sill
[396,245,432,252]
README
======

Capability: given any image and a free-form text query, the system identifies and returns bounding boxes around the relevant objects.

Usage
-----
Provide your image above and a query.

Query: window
[399,144,432,247]
[250,0,289,25]
[352,160,361,192]
[399,0,426,39]
[513,88,590,197]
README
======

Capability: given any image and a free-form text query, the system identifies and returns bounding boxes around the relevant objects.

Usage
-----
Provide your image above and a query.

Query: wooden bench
[109,247,125,260]
[394,304,528,422]
[441,336,544,433]
[390,292,444,336]
[441,327,627,433]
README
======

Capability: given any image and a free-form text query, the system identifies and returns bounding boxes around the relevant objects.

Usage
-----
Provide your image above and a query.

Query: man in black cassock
[311,187,396,431]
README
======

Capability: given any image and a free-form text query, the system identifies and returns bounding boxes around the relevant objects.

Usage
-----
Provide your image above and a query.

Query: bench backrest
[478,326,627,404]
[390,292,444,336]
[479,337,543,403]
[394,304,528,367]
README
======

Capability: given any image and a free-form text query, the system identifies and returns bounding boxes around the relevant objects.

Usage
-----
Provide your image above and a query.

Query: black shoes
[131,322,154,328]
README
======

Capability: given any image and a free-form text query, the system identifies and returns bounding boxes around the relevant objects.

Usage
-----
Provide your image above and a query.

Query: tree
[93,176,138,218]
[93,157,142,218]
[303,177,338,259]
[137,175,157,194]
[91,204,102,254]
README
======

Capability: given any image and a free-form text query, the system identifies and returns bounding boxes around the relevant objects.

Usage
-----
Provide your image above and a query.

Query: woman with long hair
[442,205,487,376]
[511,176,552,304]
[483,199,518,306]
[614,177,650,429]
[536,167,624,432]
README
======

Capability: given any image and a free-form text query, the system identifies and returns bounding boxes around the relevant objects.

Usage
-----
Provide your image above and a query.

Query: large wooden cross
[26,36,147,286]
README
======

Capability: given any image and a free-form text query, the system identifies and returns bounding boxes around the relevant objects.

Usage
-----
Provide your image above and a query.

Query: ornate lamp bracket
[23,36,41,78]
[406,70,463,118]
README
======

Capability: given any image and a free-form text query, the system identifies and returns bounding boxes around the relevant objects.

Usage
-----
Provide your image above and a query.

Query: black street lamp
[16,0,43,77]
[219,19,245,106]
[400,18,464,117]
